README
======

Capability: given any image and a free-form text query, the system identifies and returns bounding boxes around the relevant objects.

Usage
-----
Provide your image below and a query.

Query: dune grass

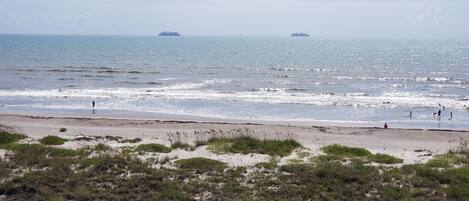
[425,153,467,168]
[369,153,404,164]
[1,131,467,200]
[39,135,68,145]
[207,136,301,156]
[322,144,404,164]
[135,143,172,153]
[0,131,26,144]
[175,157,226,172]
[322,144,372,157]
[171,141,195,151]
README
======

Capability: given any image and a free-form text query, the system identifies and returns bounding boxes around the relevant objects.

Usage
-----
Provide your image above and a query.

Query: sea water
[1,35,469,129]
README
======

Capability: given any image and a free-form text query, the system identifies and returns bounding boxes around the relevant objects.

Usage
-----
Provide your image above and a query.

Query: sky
[0,0,468,38]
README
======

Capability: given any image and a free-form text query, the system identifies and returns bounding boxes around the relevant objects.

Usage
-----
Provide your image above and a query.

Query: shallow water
[1,35,469,129]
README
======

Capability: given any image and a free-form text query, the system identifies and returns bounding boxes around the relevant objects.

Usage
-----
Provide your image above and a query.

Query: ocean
[1,35,469,129]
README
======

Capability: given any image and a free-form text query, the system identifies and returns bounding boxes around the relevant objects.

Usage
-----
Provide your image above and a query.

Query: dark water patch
[115,81,139,85]
[68,69,92,73]
[48,69,92,73]
[127,71,143,74]
[97,67,113,70]
[251,88,283,92]
[274,75,289,78]
[147,82,163,85]
[287,88,308,92]
[58,78,74,81]
[11,68,39,72]
[308,68,338,72]
[97,70,125,74]
[47,69,67,73]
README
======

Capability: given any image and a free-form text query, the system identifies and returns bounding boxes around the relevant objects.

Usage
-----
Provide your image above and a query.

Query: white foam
[0,80,467,110]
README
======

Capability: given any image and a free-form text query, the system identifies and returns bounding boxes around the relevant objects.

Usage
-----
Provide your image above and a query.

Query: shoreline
[1,113,469,165]
[2,109,468,131]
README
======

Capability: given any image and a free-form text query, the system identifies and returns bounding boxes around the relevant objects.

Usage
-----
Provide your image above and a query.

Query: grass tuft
[0,131,27,144]
[255,157,278,169]
[425,153,466,168]
[322,144,372,157]
[207,137,301,156]
[171,142,195,151]
[369,153,404,164]
[39,135,68,145]
[135,143,172,153]
[175,157,225,172]
[94,143,112,152]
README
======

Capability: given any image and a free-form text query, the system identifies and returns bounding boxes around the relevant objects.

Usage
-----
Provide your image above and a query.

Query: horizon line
[1,33,469,40]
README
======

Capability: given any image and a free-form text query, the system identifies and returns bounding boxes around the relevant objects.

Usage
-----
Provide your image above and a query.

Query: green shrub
[0,131,26,144]
[0,143,78,168]
[369,153,404,164]
[59,128,67,132]
[322,144,372,157]
[39,135,68,145]
[135,143,171,153]
[175,157,225,172]
[208,137,301,156]
[426,153,466,168]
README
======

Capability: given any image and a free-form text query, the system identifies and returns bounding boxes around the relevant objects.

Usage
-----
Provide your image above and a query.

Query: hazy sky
[0,0,468,38]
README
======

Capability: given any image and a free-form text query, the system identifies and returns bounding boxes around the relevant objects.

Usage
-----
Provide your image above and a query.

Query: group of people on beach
[408,104,453,121]
[385,104,454,129]
[431,104,453,121]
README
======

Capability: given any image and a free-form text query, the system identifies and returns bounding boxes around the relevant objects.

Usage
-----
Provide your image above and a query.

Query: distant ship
[158,31,181,37]
[290,33,310,37]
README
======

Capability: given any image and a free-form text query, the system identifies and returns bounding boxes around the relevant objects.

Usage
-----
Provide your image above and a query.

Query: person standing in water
[384,123,388,129]
[449,112,453,120]
[409,111,413,119]
[437,109,441,117]
[92,100,95,108]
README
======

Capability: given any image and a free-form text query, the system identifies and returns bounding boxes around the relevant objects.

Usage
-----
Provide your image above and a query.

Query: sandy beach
[1,113,468,165]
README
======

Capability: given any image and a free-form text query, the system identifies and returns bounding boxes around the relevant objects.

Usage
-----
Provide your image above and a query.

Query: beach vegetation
[39,135,68,145]
[175,157,226,172]
[58,128,67,132]
[93,143,112,152]
[135,143,172,153]
[322,144,404,164]
[255,157,278,169]
[369,153,404,164]
[0,131,26,144]
[207,136,301,156]
[322,144,372,157]
[171,141,195,151]
[0,131,468,200]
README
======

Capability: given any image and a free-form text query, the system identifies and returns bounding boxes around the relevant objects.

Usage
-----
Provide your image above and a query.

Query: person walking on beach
[92,100,95,108]
[384,123,388,129]
[409,111,413,119]
[450,112,453,120]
